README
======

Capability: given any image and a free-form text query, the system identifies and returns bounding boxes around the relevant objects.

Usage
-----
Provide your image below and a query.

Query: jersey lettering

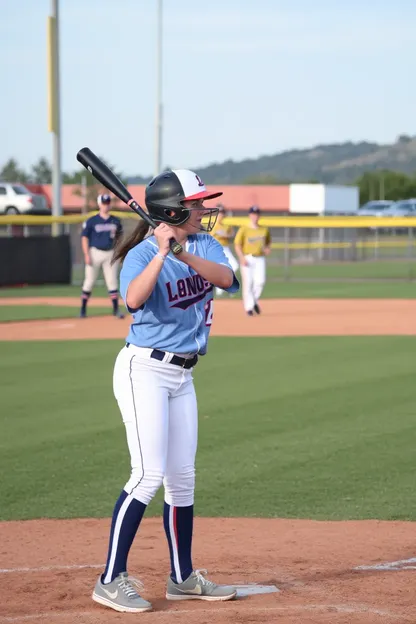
[177,279,187,298]
[94,223,117,235]
[204,298,214,326]
[165,274,213,310]
[185,276,197,296]
[166,282,178,302]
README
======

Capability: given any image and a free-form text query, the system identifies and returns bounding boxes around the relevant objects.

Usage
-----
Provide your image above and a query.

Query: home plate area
[0,517,415,623]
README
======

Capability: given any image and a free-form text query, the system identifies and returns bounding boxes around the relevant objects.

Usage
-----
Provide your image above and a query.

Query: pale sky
[1,0,414,177]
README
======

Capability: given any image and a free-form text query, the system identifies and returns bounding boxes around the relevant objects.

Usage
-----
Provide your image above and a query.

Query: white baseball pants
[241,255,266,312]
[82,247,119,292]
[215,246,239,296]
[113,345,198,508]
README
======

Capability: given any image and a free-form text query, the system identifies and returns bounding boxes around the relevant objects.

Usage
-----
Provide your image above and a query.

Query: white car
[359,200,393,216]
[0,182,50,215]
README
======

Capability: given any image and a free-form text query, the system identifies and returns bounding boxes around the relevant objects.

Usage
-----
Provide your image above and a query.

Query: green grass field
[1,336,415,522]
[1,280,416,301]
[1,258,416,300]
[0,306,115,323]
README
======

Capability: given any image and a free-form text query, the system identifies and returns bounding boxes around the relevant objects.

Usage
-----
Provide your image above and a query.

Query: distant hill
[127,135,416,185]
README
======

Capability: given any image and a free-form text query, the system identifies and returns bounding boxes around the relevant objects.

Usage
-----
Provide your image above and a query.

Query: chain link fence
[1,215,416,284]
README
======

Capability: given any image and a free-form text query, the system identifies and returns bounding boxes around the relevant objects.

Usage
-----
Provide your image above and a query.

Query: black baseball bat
[76,147,183,255]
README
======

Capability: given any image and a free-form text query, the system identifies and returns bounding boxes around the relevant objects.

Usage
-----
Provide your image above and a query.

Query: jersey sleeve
[119,242,154,311]
[81,219,92,239]
[265,228,271,246]
[206,236,240,294]
[234,226,245,247]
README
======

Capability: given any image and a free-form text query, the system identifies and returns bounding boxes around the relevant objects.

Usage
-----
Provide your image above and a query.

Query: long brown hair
[112,220,150,264]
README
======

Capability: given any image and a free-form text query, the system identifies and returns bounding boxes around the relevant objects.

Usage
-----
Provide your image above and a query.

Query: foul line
[355,557,416,571]
[0,564,104,574]
[0,604,407,623]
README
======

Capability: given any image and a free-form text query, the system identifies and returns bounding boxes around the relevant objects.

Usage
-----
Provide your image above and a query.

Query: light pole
[47,0,62,235]
[154,0,163,177]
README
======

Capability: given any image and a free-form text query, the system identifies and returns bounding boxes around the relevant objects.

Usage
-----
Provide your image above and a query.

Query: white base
[235,584,280,597]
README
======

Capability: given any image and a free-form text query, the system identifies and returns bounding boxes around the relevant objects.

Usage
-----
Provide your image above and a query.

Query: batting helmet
[145,169,222,231]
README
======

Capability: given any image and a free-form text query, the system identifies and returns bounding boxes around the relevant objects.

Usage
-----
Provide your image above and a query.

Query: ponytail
[112,220,150,264]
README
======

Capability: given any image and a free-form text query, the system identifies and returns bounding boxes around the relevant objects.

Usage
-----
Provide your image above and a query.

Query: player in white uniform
[80,194,124,318]
[92,169,239,613]
[210,204,239,297]
[235,205,271,315]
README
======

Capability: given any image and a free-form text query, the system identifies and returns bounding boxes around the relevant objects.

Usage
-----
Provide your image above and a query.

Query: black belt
[126,344,198,369]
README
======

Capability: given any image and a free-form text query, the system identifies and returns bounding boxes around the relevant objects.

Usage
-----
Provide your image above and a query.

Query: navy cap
[249,205,260,214]
[98,194,111,205]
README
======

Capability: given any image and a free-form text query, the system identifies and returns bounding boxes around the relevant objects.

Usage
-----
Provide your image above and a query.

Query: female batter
[92,169,239,613]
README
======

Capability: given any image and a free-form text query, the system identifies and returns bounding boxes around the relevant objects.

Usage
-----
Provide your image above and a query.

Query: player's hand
[154,223,178,256]
[240,258,248,267]
[84,253,91,266]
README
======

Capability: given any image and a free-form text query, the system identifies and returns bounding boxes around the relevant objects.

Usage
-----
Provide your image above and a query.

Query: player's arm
[172,235,238,293]
[234,227,247,266]
[81,221,91,265]
[178,251,233,289]
[264,228,272,256]
[123,223,176,310]
[124,255,165,310]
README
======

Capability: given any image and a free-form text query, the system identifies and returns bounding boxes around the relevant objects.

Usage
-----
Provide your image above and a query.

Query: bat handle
[169,238,183,255]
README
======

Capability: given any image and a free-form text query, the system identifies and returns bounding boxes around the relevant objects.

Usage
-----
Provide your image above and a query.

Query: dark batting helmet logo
[195,174,204,187]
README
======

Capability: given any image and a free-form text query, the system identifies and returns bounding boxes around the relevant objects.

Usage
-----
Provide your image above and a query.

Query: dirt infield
[1,297,415,623]
[0,517,414,624]
[1,297,416,340]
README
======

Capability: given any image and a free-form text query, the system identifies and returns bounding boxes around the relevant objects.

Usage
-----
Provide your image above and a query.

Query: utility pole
[154,0,163,177]
[47,0,62,235]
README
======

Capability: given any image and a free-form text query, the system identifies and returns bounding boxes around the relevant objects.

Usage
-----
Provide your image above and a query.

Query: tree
[354,170,416,205]
[242,174,280,184]
[66,158,126,213]
[30,157,52,183]
[397,134,413,144]
[0,158,28,182]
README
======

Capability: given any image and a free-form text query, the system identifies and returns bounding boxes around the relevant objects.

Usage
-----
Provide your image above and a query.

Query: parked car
[382,199,416,217]
[380,199,416,233]
[0,182,50,215]
[359,200,393,216]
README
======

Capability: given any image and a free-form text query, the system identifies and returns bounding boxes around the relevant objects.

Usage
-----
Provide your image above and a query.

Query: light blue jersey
[120,233,239,355]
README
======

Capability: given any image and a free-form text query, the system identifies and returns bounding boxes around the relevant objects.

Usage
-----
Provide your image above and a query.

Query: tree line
[1,157,416,207]
[0,157,126,210]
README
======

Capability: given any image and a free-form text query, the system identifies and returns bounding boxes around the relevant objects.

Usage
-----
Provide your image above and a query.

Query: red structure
[26,184,290,214]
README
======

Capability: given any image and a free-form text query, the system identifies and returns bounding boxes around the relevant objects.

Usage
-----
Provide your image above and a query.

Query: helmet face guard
[145,169,222,232]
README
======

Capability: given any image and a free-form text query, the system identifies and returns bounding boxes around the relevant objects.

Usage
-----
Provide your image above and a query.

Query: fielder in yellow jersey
[234,205,271,315]
[210,204,239,296]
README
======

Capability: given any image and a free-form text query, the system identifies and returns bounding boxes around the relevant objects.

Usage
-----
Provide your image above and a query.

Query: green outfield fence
[2,213,416,283]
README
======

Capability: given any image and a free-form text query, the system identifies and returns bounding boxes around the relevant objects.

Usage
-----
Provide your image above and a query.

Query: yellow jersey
[234,225,271,256]
[210,221,235,247]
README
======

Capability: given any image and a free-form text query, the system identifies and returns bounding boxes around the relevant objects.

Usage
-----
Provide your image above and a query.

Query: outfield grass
[0,306,115,323]
[1,280,416,300]
[1,337,415,522]
[268,258,416,280]
[1,259,416,300]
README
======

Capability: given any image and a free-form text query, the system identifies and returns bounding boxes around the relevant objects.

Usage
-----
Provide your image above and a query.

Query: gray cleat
[92,572,152,613]
[166,569,237,601]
